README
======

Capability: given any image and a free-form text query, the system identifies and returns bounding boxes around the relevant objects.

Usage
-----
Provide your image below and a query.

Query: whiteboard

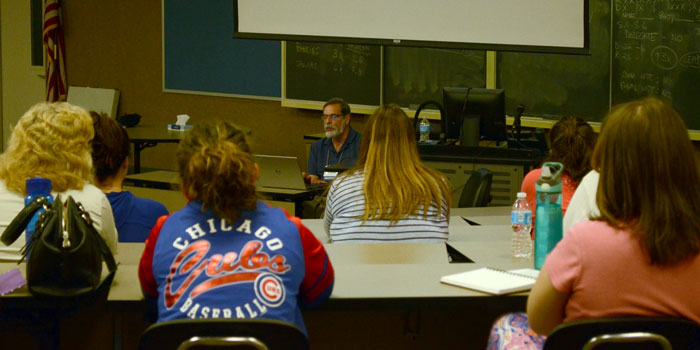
[66,86,120,118]
[235,0,587,53]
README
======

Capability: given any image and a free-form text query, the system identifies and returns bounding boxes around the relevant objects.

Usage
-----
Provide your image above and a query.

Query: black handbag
[1,194,117,297]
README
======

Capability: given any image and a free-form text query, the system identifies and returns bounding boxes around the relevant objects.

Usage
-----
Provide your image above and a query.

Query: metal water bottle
[534,162,564,270]
[25,177,53,246]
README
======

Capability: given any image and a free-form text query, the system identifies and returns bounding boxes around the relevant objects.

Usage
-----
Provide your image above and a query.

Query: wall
[1,0,46,151]
[61,0,366,171]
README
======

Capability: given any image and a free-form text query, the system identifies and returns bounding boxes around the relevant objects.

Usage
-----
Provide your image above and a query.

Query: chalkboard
[383,47,486,108]
[285,42,381,105]
[497,0,611,121]
[612,0,700,130]
[163,0,280,98]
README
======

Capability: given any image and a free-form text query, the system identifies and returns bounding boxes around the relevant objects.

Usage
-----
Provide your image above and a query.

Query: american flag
[43,0,67,102]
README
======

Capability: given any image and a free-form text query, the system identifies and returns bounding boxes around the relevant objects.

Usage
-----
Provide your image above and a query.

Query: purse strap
[1,195,50,246]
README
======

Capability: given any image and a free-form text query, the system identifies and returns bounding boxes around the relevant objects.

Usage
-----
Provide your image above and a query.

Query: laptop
[254,155,325,191]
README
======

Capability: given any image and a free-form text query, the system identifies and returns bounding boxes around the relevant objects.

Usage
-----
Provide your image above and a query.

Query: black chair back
[139,319,309,350]
[458,168,493,208]
[543,317,700,350]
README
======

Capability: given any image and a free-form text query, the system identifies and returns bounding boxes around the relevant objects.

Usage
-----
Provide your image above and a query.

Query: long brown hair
[177,122,257,223]
[344,104,451,224]
[547,116,596,183]
[592,97,700,265]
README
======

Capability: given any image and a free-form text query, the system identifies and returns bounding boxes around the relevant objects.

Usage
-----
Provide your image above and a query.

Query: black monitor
[442,87,506,146]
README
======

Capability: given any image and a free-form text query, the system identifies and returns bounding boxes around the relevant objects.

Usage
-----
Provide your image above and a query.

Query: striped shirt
[323,172,449,243]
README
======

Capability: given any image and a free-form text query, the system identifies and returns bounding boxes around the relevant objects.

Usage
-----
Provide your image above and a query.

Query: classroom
[2,0,700,349]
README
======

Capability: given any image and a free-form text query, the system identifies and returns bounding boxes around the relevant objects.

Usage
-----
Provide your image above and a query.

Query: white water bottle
[419,116,430,142]
[511,192,533,258]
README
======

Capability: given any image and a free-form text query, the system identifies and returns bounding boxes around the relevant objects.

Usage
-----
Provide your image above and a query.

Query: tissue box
[167,124,193,131]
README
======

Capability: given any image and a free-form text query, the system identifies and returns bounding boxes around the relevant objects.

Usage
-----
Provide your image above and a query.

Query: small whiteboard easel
[66,86,120,118]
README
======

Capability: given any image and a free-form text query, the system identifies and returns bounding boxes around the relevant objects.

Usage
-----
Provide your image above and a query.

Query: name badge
[323,171,339,181]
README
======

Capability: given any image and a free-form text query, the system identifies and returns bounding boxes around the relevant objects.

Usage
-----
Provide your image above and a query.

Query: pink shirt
[520,168,577,239]
[545,220,700,325]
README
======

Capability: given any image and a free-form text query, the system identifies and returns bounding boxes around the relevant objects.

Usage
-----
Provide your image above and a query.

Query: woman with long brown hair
[323,104,452,243]
[488,97,700,349]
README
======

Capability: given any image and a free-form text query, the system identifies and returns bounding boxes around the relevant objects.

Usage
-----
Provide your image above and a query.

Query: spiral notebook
[440,267,539,295]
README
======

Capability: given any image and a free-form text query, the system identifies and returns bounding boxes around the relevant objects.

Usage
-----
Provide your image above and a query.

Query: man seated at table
[303,98,362,185]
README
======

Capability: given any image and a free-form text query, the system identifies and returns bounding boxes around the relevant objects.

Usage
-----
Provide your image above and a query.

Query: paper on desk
[0,268,26,295]
[176,114,190,126]
[508,268,540,279]
[0,246,22,262]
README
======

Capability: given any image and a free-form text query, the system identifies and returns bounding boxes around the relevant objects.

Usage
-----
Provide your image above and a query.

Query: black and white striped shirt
[323,172,449,243]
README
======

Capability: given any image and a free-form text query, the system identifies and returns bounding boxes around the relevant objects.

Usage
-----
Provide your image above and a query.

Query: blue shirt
[140,201,334,336]
[307,127,361,178]
[107,191,169,242]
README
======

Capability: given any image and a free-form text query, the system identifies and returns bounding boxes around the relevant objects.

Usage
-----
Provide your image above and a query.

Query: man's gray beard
[325,123,345,138]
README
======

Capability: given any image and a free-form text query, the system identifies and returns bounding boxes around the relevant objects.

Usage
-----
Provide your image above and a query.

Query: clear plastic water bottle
[419,116,430,142]
[511,192,532,258]
[25,177,53,246]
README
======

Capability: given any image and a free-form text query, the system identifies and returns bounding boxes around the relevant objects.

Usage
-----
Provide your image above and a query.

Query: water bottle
[419,116,430,142]
[511,192,532,258]
[534,162,564,270]
[25,177,53,246]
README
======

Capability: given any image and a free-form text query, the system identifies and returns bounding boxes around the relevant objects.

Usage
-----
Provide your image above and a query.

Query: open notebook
[440,267,539,295]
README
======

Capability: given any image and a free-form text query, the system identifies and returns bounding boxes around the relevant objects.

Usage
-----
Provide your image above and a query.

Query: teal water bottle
[534,162,564,270]
[25,177,53,246]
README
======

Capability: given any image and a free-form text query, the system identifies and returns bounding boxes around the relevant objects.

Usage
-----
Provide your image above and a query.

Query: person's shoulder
[131,194,169,214]
[523,168,542,182]
[61,184,107,204]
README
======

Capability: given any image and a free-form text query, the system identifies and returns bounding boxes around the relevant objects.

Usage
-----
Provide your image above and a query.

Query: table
[1,208,527,350]
[126,126,188,174]
[126,124,251,174]
[123,170,324,217]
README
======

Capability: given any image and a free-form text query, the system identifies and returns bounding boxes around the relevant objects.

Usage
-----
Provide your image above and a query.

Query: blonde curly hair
[0,102,94,194]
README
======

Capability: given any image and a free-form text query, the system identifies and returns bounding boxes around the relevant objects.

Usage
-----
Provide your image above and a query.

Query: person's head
[177,121,257,223]
[350,104,451,223]
[0,102,93,194]
[322,98,351,139]
[547,116,596,183]
[91,112,130,186]
[592,97,700,265]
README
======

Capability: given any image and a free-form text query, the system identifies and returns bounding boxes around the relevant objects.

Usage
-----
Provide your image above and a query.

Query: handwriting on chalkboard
[285,41,381,106]
[612,0,700,129]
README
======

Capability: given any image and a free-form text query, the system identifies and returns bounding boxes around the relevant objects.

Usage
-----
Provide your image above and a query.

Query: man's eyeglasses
[322,114,343,121]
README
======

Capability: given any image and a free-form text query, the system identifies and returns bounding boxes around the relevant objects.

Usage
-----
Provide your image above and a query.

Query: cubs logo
[254,273,285,307]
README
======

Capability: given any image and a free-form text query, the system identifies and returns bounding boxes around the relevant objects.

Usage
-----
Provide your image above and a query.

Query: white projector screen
[234,0,589,54]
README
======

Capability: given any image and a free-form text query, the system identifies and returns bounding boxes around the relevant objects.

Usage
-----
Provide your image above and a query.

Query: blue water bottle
[534,162,564,270]
[25,177,54,246]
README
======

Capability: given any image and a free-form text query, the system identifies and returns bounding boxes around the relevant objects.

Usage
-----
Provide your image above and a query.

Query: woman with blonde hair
[139,122,333,336]
[324,104,452,243]
[0,102,118,255]
[488,97,700,349]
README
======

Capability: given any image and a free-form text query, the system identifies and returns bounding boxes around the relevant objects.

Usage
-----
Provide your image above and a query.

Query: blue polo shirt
[107,191,169,242]
[307,128,361,178]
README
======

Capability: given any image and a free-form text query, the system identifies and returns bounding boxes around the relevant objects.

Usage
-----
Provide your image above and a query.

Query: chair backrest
[543,317,700,350]
[458,168,493,208]
[139,319,309,350]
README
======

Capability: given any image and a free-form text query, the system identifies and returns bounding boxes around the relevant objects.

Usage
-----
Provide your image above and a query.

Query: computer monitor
[442,87,507,146]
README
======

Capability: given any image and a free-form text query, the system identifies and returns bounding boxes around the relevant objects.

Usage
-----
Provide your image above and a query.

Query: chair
[139,319,309,350]
[543,317,700,350]
[458,168,493,208]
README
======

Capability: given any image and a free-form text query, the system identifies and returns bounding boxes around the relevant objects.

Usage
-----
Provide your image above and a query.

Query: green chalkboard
[497,0,611,121]
[612,0,700,130]
[383,47,486,108]
[285,42,381,106]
